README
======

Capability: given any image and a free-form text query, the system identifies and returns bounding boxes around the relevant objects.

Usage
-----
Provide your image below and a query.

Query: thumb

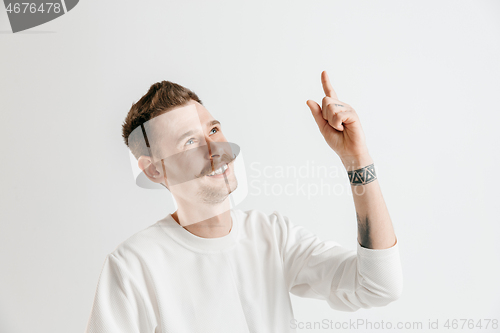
[306,100,327,130]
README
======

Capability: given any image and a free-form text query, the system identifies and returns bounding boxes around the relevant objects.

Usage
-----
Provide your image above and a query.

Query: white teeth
[206,164,228,176]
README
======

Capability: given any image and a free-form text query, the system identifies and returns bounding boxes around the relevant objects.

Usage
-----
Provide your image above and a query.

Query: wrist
[341,153,373,171]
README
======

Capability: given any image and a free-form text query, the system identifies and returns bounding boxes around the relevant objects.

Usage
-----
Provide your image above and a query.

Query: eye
[185,138,195,146]
[209,127,219,135]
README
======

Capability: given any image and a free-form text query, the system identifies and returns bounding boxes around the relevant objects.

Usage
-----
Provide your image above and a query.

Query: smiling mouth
[205,163,228,177]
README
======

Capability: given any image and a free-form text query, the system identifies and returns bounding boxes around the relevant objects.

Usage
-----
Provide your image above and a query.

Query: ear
[138,155,167,186]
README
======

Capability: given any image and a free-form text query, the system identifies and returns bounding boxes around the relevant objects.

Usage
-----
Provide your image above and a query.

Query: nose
[205,135,224,159]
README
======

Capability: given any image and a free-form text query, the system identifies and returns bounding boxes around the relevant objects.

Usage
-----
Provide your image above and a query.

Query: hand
[306,71,369,162]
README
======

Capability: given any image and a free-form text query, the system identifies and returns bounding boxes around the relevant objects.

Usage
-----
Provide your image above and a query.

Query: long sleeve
[85,254,154,333]
[275,211,403,312]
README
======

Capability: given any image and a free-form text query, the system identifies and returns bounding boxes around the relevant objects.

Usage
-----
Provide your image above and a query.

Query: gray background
[1,0,499,332]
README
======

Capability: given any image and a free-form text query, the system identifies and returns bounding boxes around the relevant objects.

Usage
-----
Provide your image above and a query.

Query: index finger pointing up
[321,71,338,100]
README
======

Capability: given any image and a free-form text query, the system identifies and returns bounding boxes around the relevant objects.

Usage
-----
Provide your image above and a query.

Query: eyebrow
[208,120,221,127]
[176,120,221,145]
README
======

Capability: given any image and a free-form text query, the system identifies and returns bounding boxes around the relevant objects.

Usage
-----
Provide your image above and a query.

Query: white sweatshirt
[85,209,403,333]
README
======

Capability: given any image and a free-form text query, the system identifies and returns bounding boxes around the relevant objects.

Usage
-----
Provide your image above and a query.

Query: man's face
[147,100,238,204]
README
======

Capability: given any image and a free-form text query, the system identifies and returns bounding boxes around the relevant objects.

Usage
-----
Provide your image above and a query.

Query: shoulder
[108,220,168,268]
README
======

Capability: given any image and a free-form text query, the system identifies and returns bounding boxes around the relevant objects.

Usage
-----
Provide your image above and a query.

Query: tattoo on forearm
[357,213,372,249]
[347,163,377,186]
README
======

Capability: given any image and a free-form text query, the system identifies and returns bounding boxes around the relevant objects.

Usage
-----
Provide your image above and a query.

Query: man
[85,71,402,333]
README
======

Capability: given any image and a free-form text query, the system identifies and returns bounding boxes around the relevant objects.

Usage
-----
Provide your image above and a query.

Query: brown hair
[122,80,203,159]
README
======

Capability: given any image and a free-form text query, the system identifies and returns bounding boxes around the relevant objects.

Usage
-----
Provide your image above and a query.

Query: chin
[198,179,238,205]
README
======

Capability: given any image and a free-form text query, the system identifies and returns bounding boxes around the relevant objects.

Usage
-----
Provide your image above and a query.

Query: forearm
[341,154,397,250]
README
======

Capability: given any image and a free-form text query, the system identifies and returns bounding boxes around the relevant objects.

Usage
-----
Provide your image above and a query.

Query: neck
[172,197,232,238]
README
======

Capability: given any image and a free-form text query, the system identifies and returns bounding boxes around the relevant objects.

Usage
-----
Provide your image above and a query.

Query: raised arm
[341,154,396,249]
[306,70,396,249]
